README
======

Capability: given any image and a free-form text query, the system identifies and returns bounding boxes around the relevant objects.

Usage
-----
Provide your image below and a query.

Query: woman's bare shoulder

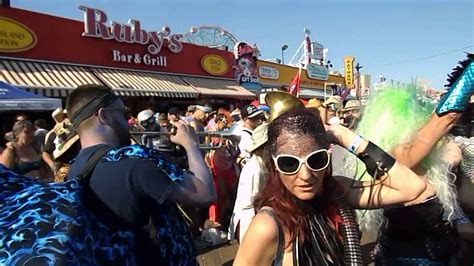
[234,209,280,265]
[247,210,279,240]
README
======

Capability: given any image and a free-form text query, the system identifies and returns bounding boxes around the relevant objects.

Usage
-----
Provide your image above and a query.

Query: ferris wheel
[181,26,239,51]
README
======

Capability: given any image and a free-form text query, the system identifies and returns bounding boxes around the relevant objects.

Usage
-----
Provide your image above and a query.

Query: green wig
[343,85,457,231]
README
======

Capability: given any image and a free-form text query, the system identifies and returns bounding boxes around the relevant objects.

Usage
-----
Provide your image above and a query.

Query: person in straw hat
[50,119,80,182]
[42,108,67,175]
[229,122,269,243]
[342,99,362,129]
[321,96,344,125]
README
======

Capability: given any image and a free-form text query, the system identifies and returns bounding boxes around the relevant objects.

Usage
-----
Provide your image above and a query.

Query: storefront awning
[91,68,200,98]
[0,59,101,97]
[0,58,255,100]
[180,76,256,100]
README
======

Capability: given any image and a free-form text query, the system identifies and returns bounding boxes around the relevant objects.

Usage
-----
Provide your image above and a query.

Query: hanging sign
[344,56,355,89]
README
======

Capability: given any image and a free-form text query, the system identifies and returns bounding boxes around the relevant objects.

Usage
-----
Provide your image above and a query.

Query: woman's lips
[298,183,315,191]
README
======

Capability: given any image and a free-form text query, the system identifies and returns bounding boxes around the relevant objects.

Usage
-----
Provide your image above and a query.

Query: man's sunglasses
[272,149,331,175]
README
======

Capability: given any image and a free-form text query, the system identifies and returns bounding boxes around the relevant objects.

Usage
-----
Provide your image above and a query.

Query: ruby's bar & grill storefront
[0,6,256,112]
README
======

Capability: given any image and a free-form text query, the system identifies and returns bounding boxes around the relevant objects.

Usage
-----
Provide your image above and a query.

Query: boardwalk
[197,241,239,266]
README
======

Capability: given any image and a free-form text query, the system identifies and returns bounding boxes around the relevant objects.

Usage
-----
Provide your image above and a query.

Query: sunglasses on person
[272,149,331,175]
[326,103,338,112]
[140,116,156,128]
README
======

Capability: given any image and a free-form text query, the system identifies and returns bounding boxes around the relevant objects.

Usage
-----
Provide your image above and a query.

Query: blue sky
[12,0,474,90]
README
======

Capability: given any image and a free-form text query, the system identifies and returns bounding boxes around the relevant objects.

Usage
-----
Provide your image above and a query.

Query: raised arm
[327,124,427,209]
[392,112,460,169]
[167,121,216,206]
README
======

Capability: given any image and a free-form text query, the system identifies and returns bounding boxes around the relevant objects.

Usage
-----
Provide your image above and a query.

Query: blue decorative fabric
[0,144,196,265]
[102,145,196,265]
[0,166,135,265]
[103,145,184,182]
[436,60,474,115]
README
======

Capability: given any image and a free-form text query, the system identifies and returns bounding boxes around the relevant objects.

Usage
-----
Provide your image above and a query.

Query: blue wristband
[348,135,364,154]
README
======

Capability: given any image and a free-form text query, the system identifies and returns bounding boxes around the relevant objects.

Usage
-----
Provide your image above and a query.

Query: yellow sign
[201,54,229,76]
[256,60,345,90]
[344,56,355,89]
[0,17,37,53]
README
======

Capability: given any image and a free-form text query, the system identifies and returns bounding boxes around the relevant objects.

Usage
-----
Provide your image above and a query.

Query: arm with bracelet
[328,124,427,209]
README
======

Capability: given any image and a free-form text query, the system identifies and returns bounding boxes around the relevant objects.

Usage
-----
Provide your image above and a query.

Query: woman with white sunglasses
[234,108,427,266]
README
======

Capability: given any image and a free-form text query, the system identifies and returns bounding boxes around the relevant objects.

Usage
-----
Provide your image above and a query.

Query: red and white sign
[0,7,235,78]
[80,6,183,54]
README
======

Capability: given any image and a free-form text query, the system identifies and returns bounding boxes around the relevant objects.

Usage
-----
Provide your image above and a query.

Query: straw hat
[247,122,268,153]
[52,107,65,121]
[53,119,80,159]
[343,100,361,111]
[306,98,322,109]
[322,96,343,109]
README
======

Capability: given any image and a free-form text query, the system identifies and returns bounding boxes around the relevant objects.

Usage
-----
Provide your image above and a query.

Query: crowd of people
[0,54,472,265]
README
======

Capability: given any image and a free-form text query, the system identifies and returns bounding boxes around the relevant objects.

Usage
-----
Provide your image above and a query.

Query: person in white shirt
[229,123,268,242]
[237,105,265,166]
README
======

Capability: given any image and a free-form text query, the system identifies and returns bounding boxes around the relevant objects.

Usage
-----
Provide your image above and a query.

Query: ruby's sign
[79,6,183,55]
[0,7,235,78]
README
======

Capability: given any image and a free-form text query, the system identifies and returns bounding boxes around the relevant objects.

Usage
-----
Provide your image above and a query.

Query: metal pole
[282,49,284,65]
[324,83,327,101]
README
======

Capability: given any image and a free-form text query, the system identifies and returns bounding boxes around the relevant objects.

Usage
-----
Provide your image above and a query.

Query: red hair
[254,163,343,246]
[253,108,344,246]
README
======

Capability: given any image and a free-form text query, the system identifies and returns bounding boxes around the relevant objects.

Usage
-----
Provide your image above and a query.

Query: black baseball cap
[241,104,263,119]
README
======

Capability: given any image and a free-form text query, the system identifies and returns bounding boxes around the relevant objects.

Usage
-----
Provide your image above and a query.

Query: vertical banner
[234,42,260,90]
[344,56,355,89]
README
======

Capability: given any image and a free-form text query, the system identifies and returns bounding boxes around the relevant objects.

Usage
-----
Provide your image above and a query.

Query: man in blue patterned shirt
[66,84,215,265]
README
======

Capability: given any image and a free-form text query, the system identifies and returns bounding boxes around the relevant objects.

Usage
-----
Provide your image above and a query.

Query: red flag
[288,68,301,96]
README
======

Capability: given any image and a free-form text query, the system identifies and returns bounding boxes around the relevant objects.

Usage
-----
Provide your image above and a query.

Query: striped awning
[92,68,199,98]
[180,76,256,100]
[0,59,101,97]
[0,58,256,100]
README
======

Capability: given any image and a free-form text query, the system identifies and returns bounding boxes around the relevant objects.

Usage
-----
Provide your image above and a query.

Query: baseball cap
[137,109,155,122]
[158,113,167,120]
[241,104,264,119]
[196,105,212,113]
[168,107,180,115]
[187,105,197,112]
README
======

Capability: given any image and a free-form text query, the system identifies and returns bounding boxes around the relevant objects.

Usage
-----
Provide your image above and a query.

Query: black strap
[260,207,285,266]
[78,145,137,230]
[357,141,396,179]
[70,92,117,129]
[242,128,253,136]
[76,145,112,181]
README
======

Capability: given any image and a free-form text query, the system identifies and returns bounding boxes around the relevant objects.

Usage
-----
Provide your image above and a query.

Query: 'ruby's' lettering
[80,6,183,54]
